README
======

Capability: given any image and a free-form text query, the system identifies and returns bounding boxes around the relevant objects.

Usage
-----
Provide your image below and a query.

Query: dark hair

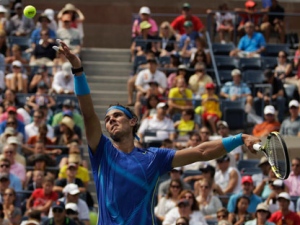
[182,108,195,120]
[176,217,189,225]
[0,158,10,166]
[28,210,42,221]
[38,123,48,133]
[43,175,54,184]
[234,195,250,214]
[167,179,183,199]
[162,138,173,147]
[35,109,44,118]
[146,95,159,110]
[179,190,199,211]
[217,207,229,217]
[189,133,200,140]
[264,69,274,78]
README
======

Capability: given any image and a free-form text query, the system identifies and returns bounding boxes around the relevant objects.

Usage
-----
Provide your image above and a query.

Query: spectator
[245,203,274,225]
[5,44,29,66]
[167,64,188,90]
[56,13,81,55]
[163,190,207,225]
[0,90,22,112]
[293,45,300,93]
[5,60,28,93]
[48,184,90,224]
[274,51,292,81]
[26,175,58,215]
[228,196,253,225]
[29,66,53,93]
[65,203,85,225]
[252,157,272,198]
[216,208,229,222]
[155,179,183,222]
[266,179,294,213]
[30,13,56,46]
[227,176,262,214]
[261,0,285,43]
[280,100,300,136]
[26,144,57,168]
[2,187,22,225]
[138,102,175,144]
[284,157,300,196]
[188,63,213,99]
[0,107,25,139]
[214,155,242,194]
[0,6,8,34]
[44,201,77,225]
[27,123,55,147]
[0,126,22,146]
[52,62,74,94]
[196,178,223,220]
[175,217,190,225]
[252,105,281,137]
[40,9,58,31]
[269,192,300,225]
[220,69,253,113]
[140,94,159,121]
[158,167,191,200]
[158,21,177,56]
[8,3,35,36]
[168,77,193,117]
[0,203,10,225]
[29,30,57,67]
[27,170,44,192]
[171,3,205,36]
[52,51,68,75]
[174,109,199,142]
[190,48,210,69]
[53,116,81,145]
[0,158,21,191]
[0,30,10,57]
[0,173,10,200]
[132,6,158,39]
[230,22,266,58]
[5,136,26,166]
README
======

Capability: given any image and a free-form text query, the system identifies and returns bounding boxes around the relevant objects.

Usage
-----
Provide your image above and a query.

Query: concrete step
[89,82,127,91]
[86,75,129,82]
[82,61,133,75]
[81,48,130,62]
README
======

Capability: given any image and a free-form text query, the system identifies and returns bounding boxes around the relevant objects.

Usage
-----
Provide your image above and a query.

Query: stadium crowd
[128,1,300,225]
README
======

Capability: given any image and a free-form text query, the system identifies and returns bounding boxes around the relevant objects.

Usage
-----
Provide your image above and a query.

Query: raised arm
[53,40,102,153]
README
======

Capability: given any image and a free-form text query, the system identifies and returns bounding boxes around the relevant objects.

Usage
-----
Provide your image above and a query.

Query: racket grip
[253,143,262,151]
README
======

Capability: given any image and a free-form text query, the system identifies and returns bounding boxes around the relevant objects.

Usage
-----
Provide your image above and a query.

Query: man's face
[0,161,9,173]
[3,146,15,161]
[289,106,299,117]
[33,171,44,184]
[199,128,210,142]
[232,75,242,84]
[33,111,42,124]
[34,143,44,154]
[217,125,229,137]
[0,178,9,192]
[278,198,289,211]
[43,181,53,194]
[217,160,229,171]
[67,166,77,178]
[189,135,201,147]
[245,23,254,35]
[148,61,157,72]
[53,208,66,221]
[291,159,300,175]
[242,182,253,194]
[67,193,79,203]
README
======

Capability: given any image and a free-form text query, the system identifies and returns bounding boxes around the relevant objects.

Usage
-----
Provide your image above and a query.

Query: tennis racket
[253,131,290,180]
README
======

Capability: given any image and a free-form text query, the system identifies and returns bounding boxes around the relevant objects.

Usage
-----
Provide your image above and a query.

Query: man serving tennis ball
[53,39,261,225]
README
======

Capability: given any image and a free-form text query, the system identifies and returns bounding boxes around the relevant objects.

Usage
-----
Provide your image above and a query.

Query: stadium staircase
[80,48,132,206]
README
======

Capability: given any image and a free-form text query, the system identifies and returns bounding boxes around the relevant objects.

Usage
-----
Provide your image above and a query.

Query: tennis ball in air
[23,5,36,19]
[195,106,204,115]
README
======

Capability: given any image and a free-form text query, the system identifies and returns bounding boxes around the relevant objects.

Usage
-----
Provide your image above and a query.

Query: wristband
[74,72,90,96]
[72,67,84,74]
[222,133,244,153]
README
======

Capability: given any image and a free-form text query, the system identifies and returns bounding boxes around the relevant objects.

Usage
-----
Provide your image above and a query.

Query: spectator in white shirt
[52,62,74,94]
[5,60,27,93]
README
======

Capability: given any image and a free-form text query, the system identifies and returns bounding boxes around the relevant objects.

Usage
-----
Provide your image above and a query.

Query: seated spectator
[163,190,207,225]
[56,14,81,55]
[0,203,11,225]
[131,6,158,39]
[26,110,53,139]
[29,30,57,67]
[188,62,213,98]
[167,64,188,90]
[190,48,210,69]
[52,51,68,75]
[53,116,81,145]
[245,203,273,225]
[48,184,90,224]
[42,9,57,31]
[252,105,281,137]
[0,5,8,32]
[175,217,190,225]
[155,179,183,222]
[228,176,262,214]
[174,109,199,142]
[27,123,55,147]
[0,172,10,198]
[8,3,35,36]
[230,22,266,58]
[0,89,23,111]
[0,158,22,192]
[279,100,300,136]
[58,154,90,187]
[58,143,87,169]
[137,102,175,145]
[293,45,300,92]
[65,203,85,225]
[0,108,25,139]
[269,192,300,224]
[29,66,53,93]
[228,195,253,225]
[26,143,57,167]
[260,0,285,43]
[140,94,159,121]
[171,3,205,36]
[168,77,193,117]
[196,178,223,220]
[215,155,242,194]
[158,21,177,56]
[5,44,28,67]
[0,126,22,146]
[216,208,229,222]
[284,157,300,196]
[27,170,44,192]
[179,21,199,60]
[20,209,42,225]
[2,187,22,225]
[5,60,28,93]
[274,51,292,81]
[0,30,9,57]
[45,201,77,225]
[266,179,294,213]
[52,62,74,94]
[26,175,58,215]
[220,69,253,113]
[5,137,26,166]
[31,13,56,46]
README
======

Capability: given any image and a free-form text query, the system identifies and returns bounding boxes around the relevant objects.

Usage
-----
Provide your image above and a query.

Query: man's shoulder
[173,15,184,22]
[25,122,34,129]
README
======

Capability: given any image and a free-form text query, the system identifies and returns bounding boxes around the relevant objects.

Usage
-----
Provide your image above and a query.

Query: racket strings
[268,135,287,177]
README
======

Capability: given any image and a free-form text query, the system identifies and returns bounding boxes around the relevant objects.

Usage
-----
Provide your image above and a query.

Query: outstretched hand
[242,134,261,154]
[52,39,82,69]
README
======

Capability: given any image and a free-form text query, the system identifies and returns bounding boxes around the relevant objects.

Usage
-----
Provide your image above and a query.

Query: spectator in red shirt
[171,3,205,37]
[26,175,58,215]
[269,192,300,225]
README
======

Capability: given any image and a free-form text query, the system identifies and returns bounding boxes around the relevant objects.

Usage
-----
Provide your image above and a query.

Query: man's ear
[129,117,138,126]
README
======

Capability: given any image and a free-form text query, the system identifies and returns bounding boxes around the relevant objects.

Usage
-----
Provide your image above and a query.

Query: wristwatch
[72,67,84,74]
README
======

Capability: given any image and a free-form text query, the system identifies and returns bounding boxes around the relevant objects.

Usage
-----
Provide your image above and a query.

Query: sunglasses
[217,214,226,219]
[170,185,180,189]
[7,122,16,125]
[292,164,300,167]
[4,193,13,196]
[278,55,286,58]
[185,195,193,199]
[63,20,71,23]
[200,131,209,135]
[196,69,204,72]
[53,208,64,213]
[0,164,9,168]
[4,151,13,154]
[176,223,187,225]
[178,204,189,208]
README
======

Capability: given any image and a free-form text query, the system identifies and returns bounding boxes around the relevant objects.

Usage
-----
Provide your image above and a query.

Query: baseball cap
[184,20,193,27]
[63,99,75,107]
[171,167,182,172]
[0,5,7,13]
[140,21,152,30]
[231,69,241,76]
[63,183,80,195]
[67,163,78,169]
[7,136,19,145]
[216,154,230,163]
[68,154,81,163]
[178,64,187,70]
[257,156,268,167]
[63,110,73,117]
[44,8,55,21]
[182,3,191,9]
[52,201,65,210]
[264,105,275,115]
[256,203,269,212]
[65,202,78,212]
[12,60,22,68]
[62,62,72,75]
[199,164,215,175]
[0,173,9,180]
[241,175,253,184]
[217,121,228,128]
[156,102,168,109]
[4,127,15,135]
[139,6,151,15]
[177,199,189,206]
[14,3,22,9]
[245,0,256,8]
[277,192,290,201]
[289,100,299,108]
[272,179,284,187]
[6,106,17,113]
[205,83,215,89]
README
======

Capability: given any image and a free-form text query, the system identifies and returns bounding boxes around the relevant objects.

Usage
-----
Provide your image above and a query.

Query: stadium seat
[239,58,262,71]
[8,36,30,51]
[220,99,245,113]
[206,220,218,225]
[16,93,32,106]
[237,159,260,175]
[223,108,246,130]
[243,70,264,85]
[158,56,171,67]
[264,44,289,57]
[218,70,233,84]
[212,43,235,56]
[215,56,239,70]
[284,83,298,101]
[55,95,79,112]
[262,57,278,70]
[133,55,147,73]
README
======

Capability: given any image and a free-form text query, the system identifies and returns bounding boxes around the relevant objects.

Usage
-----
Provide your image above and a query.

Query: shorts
[202,112,220,123]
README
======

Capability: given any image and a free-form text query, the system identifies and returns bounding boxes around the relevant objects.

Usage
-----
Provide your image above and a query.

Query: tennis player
[53,40,261,225]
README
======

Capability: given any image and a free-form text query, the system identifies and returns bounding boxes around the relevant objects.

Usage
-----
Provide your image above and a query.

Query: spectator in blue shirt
[230,22,266,58]
[228,176,262,214]
[179,20,199,60]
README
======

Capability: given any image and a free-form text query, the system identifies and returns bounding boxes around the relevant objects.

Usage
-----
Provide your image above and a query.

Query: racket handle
[253,143,262,151]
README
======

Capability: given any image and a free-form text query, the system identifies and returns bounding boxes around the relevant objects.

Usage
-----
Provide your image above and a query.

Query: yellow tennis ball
[23,5,36,19]
[195,106,204,115]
